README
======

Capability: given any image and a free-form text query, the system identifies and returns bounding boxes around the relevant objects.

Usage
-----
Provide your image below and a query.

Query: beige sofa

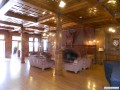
[28,55,54,71]
[64,57,92,73]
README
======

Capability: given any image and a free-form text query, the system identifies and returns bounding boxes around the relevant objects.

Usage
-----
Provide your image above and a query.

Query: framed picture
[113,39,119,47]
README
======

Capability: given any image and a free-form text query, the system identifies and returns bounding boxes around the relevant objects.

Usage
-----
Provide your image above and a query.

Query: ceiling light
[93,40,96,42]
[52,34,55,37]
[109,28,113,31]
[88,7,97,15]
[49,33,52,36]
[52,17,55,20]
[112,29,115,33]
[107,0,116,4]
[108,27,116,33]
[59,0,66,8]
[49,12,53,15]
[79,16,82,18]
[43,33,46,36]
[42,11,46,15]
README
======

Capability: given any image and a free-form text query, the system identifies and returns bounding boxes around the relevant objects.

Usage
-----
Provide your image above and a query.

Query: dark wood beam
[23,0,85,25]
[0,26,14,30]
[22,0,56,13]
[62,1,88,14]
[86,0,118,23]
[95,23,120,28]
[5,11,38,22]
[115,15,120,19]
[38,14,53,22]
[83,17,110,24]
[0,20,22,27]
[61,15,81,24]
[62,22,77,28]
[26,26,44,31]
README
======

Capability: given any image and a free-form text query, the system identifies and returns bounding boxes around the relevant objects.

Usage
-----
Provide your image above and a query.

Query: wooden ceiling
[0,0,120,33]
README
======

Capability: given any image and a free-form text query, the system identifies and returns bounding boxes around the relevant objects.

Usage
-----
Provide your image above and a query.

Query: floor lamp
[98,48,104,64]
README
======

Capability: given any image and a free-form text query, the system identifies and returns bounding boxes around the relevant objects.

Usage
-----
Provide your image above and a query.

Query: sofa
[28,55,54,71]
[64,59,83,73]
[82,57,92,69]
[104,61,120,87]
[64,57,92,73]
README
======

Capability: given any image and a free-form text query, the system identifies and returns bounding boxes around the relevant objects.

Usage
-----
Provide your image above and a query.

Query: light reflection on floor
[0,58,30,86]
[0,58,109,90]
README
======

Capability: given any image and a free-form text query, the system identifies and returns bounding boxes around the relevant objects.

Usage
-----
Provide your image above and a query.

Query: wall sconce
[88,40,99,45]
[42,33,55,37]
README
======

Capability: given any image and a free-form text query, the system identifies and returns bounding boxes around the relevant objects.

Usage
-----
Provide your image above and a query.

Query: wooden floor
[0,58,109,90]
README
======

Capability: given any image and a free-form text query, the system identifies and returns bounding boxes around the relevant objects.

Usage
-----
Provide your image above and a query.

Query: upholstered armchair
[28,55,54,71]
[64,57,92,73]
[64,59,83,73]
[82,57,92,69]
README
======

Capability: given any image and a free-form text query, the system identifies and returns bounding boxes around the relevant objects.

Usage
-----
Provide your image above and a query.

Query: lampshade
[98,48,104,51]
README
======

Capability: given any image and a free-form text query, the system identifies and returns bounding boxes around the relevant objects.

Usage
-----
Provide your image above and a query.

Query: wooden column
[21,26,25,63]
[55,12,63,75]
[5,31,12,58]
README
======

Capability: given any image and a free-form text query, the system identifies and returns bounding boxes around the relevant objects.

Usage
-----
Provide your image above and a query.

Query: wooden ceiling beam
[5,11,38,22]
[83,17,110,24]
[0,20,22,27]
[38,14,54,23]
[95,23,120,28]
[22,0,83,24]
[115,15,120,19]
[62,22,77,28]
[86,0,118,23]
[0,26,14,29]
[26,26,44,31]
[62,1,88,14]
[22,0,56,13]
[61,15,81,24]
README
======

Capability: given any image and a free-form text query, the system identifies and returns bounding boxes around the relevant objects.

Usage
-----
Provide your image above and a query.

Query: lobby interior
[0,0,120,90]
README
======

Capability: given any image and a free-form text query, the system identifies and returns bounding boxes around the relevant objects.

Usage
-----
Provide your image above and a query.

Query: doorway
[0,41,5,58]
[0,34,5,58]
[12,41,21,57]
[12,36,21,58]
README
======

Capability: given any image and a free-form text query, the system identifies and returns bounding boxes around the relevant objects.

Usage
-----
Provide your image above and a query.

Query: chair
[82,57,92,69]
[64,59,83,73]
[28,55,54,71]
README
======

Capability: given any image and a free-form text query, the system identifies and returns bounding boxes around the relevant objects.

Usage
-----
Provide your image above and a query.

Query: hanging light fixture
[59,0,66,8]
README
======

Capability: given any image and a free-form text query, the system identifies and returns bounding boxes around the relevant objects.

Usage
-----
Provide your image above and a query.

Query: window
[29,37,33,41]
[0,35,4,40]
[29,37,39,52]
[0,34,5,57]
[34,38,38,42]
[34,38,39,52]
[12,36,21,41]
[29,42,33,52]
[42,39,48,52]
